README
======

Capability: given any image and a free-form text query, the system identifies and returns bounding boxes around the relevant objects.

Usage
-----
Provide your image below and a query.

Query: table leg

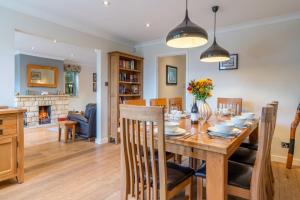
[58,125,61,142]
[72,125,75,143]
[64,127,68,143]
[249,126,259,144]
[206,152,227,200]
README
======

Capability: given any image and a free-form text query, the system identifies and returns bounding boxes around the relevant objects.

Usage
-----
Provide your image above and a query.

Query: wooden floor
[0,126,299,200]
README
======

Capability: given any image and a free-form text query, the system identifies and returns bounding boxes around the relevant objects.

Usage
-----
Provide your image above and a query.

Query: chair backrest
[217,98,242,115]
[150,98,167,113]
[124,99,146,106]
[251,106,275,200]
[120,105,167,200]
[168,97,183,112]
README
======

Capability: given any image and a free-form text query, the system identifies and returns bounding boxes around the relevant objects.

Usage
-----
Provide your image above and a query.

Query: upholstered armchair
[67,103,96,139]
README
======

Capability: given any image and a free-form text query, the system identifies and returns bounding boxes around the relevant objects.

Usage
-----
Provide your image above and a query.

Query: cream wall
[136,18,300,164]
[158,55,186,110]
[0,6,134,141]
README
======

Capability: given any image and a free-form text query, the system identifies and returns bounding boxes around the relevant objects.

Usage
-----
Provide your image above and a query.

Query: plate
[207,127,241,136]
[165,127,186,136]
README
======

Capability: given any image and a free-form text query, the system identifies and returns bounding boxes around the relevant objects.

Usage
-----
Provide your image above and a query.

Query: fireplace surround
[15,95,70,127]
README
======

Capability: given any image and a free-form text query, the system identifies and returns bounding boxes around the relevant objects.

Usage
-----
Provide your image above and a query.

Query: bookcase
[108,51,143,143]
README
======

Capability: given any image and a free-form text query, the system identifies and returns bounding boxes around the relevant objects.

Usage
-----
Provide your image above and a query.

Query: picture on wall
[166,65,177,85]
[93,72,97,82]
[31,71,41,80]
[219,54,238,70]
[93,82,97,92]
[93,73,97,92]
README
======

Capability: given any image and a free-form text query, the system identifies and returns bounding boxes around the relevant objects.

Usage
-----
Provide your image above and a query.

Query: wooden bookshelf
[108,51,143,143]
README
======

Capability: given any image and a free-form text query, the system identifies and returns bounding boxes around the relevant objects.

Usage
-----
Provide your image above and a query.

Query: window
[65,71,79,96]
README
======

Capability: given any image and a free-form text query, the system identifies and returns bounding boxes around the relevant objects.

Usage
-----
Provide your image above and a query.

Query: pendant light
[166,0,208,48]
[200,6,230,62]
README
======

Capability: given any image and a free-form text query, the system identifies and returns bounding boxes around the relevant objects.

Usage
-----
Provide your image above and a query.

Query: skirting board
[272,155,300,166]
[95,137,109,144]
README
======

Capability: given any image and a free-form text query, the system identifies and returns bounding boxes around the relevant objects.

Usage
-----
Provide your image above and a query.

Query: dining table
[120,114,259,200]
[163,116,259,200]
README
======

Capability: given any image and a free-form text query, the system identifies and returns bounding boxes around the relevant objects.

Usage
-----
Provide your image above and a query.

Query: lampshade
[166,0,208,48]
[200,6,230,62]
[200,40,230,62]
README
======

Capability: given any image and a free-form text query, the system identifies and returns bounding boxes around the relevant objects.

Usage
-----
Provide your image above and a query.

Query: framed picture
[219,54,238,70]
[31,71,41,80]
[166,65,177,85]
[93,82,97,92]
[93,73,97,82]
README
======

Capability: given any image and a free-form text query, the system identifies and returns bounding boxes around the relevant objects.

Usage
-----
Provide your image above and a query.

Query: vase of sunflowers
[187,78,214,123]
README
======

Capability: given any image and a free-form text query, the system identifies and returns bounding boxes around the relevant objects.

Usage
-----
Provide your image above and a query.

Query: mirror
[27,64,58,88]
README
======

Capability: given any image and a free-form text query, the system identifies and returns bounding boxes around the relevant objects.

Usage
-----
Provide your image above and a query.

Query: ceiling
[15,32,96,66]
[2,0,300,45]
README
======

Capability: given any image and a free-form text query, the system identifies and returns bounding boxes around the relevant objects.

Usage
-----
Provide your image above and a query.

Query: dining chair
[150,98,168,113]
[195,105,275,200]
[124,99,146,106]
[168,97,183,112]
[120,105,194,200]
[286,102,300,169]
[217,97,243,115]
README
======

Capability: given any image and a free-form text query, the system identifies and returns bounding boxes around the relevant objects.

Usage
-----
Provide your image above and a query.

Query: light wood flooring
[0,126,299,200]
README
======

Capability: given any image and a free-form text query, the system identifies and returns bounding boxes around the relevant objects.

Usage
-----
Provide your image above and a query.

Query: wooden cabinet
[108,51,143,143]
[0,109,26,183]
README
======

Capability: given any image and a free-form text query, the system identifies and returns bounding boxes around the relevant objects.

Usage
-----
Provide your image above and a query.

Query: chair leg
[197,177,203,200]
[185,177,192,200]
[176,154,182,164]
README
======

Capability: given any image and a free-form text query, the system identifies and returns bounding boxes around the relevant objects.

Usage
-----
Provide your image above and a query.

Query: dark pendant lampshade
[200,6,230,62]
[166,0,208,48]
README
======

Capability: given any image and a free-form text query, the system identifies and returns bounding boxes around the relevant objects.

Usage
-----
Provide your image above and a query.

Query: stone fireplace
[15,95,70,127]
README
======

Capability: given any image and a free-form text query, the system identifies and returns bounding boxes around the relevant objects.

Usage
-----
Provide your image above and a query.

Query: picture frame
[93,73,97,82]
[219,54,238,70]
[93,82,97,92]
[166,65,177,85]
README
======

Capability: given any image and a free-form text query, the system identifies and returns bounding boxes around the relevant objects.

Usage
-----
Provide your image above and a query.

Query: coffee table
[58,120,77,143]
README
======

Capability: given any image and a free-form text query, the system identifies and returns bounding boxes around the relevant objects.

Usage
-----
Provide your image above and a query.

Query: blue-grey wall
[15,54,64,95]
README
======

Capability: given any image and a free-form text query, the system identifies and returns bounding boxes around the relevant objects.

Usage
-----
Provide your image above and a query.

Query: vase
[197,100,212,123]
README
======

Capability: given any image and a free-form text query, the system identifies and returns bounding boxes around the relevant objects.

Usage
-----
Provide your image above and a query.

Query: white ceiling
[15,31,96,66]
[2,0,300,45]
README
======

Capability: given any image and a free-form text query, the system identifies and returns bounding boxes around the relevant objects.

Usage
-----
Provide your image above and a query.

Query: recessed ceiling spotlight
[146,23,151,28]
[70,53,74,57]
[53,39,57,43]
[103,0,110,6]
[31,46,35,50]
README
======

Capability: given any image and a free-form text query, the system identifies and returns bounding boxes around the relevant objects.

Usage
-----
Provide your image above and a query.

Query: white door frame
[95,49,103,144]
[155,51,189,109]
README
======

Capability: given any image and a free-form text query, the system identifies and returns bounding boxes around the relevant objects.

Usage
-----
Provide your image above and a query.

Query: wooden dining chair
[150,98,168,113]
[168,97,183,112]
[120,105,194,200]
[195,105,275,200]
[124,99,146,106]
[286,102,300,169]
[217,97,243,115]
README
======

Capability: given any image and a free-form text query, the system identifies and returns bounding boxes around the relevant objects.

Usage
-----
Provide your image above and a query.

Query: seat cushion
[240,141,258,151]
[195,161,252,189]
[166,162,194,191]
[229,147,257,165]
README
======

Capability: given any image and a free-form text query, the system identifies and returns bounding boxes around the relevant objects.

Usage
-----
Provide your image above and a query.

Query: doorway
[157,55,187,110]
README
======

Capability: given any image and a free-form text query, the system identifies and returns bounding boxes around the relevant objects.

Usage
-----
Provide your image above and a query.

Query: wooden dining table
[163,117,259,200]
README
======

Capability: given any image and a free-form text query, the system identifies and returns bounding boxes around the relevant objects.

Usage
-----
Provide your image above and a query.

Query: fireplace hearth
[39,105,51,125]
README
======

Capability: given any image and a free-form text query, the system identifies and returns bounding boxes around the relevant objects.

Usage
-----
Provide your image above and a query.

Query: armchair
[67,103,96,139]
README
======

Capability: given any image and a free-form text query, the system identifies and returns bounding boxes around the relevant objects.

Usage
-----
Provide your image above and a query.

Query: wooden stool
[58,120,77,143]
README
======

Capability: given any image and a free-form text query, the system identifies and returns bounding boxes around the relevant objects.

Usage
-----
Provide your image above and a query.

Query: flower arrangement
[187,78,214,101]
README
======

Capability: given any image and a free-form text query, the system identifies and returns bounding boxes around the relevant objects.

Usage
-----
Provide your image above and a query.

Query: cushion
[166,162,194,190]
[195,161,252,189]
[229,147,257,165]
[240,142,258,151]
